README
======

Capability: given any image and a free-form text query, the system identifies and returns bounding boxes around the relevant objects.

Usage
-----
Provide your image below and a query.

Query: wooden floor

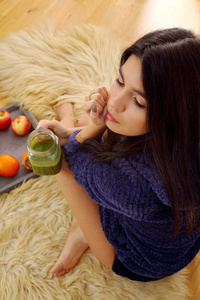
[0,0,200,41]
[0,0,200,298]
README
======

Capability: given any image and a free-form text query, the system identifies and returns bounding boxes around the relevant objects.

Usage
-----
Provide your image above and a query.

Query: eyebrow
[119,67,146,99]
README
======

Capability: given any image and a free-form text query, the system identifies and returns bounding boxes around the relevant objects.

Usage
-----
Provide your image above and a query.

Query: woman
[37,28,200,281]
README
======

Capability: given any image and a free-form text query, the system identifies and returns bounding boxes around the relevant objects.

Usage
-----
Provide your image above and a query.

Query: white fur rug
[0,22,191,300]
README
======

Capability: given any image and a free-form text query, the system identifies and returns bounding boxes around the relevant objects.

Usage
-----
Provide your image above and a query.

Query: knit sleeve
[63,130,170,220]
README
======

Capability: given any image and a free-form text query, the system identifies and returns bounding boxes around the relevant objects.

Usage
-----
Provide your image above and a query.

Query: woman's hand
[82,86,108,126]
[36,119,72,146]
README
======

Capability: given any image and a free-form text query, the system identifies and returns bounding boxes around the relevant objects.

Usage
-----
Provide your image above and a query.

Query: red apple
[0,110,12,130]
[11,115,31,136]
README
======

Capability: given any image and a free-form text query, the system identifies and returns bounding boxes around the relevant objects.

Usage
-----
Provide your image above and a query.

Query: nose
[108,94,126,113]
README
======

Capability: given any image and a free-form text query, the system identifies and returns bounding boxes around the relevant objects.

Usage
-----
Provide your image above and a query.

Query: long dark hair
[83,28,200,234]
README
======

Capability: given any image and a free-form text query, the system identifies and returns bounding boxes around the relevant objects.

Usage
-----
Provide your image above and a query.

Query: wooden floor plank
[0,0,199,40]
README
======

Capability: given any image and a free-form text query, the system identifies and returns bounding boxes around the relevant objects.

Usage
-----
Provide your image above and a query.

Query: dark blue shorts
[112,256,160,282]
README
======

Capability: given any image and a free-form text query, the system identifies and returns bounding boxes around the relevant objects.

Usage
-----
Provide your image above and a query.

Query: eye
[133,97,146,109]
[116,77,124,86]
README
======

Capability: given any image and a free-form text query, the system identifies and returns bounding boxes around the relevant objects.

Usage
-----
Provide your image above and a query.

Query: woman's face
[106,55,148,136]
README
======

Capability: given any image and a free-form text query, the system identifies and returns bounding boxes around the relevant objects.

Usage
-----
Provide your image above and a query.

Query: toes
[50,265,70,276]
[56,269,68,276]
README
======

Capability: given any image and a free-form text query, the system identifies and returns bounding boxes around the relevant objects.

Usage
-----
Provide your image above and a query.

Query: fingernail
[92,104,97,112]
[103,107,107,117]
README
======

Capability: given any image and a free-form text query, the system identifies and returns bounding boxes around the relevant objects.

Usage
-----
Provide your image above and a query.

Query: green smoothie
[31,140,54,152]
[29,139,62,175]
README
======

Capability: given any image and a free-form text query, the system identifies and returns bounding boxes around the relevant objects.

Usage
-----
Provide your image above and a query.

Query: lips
[106,110,119,123]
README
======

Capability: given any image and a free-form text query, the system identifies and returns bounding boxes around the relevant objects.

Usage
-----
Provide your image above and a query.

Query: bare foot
[50,218,89,276]
[53,102,76,128]
[53,95,91,128]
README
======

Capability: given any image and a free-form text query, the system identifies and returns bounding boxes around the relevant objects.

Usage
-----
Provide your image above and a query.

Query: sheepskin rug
[0,22,191,300]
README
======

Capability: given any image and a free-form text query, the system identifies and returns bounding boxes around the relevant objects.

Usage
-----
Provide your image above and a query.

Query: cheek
[138,114,148,134]
[127,110,147,133]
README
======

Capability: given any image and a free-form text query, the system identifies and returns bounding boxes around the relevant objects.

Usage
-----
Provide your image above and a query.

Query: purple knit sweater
[63,130,200,279]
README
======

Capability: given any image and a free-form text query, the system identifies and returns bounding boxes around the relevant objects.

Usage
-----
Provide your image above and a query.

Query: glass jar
[27,128,62,175]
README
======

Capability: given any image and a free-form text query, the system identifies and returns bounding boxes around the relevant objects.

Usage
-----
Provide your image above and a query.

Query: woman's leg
[50,103,89,276]
[54,157,115,270]
[50,216,89,276]
[51,103,115,276]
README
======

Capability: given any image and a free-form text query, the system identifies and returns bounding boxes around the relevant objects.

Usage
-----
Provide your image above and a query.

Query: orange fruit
[22,151,32,171]
[0,154,20,177]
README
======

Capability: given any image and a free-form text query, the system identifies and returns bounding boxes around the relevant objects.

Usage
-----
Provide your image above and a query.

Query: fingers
[89,105,107,126]
[36,119,58,131]
[36,119,72,146]
[83,86,109,115]
[85,86,108,102]
[36,119,64,137]
[82,86,109,126]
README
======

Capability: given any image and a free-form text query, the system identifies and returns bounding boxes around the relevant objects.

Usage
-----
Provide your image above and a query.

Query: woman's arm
[36,118,106,146]
[75,123,106,144]
[37,85,108,145]
[76,85,108,143]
